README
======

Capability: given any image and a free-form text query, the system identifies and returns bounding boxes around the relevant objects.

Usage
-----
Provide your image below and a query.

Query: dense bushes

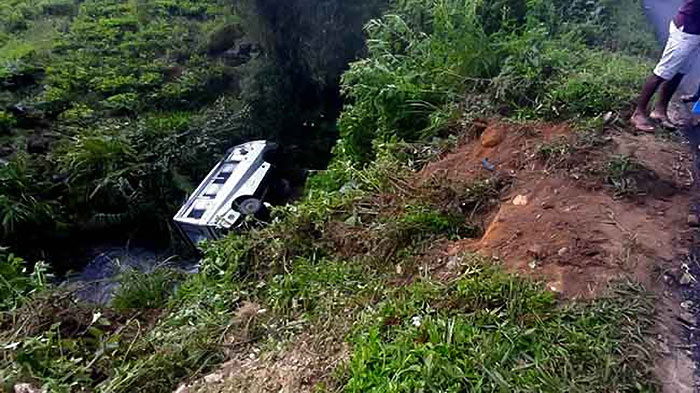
[0,0,391,261]
[338,2,497,162]
[0,0,254,258]
[337,0,656,164]
[0,253,49,311]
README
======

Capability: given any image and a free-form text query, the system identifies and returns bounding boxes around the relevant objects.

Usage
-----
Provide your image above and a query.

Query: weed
[0,252,49,311]
[343,259,656,392]
[112,268,185,311]
[536,137,574,169]
[605,155,644,197]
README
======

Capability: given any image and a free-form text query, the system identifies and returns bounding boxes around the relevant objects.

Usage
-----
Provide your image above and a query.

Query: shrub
[0,111,15,133]
[207,22,244,55]
[335,0,655,164]
[0,253,50,311]
[103,92,141,113]
[41,0,77,16]
[339,0,497,163]
[112,268,185,311]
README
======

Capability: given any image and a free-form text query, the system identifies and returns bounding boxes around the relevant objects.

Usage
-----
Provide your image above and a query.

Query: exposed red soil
[419,122,571,184]
[420,121,692,298]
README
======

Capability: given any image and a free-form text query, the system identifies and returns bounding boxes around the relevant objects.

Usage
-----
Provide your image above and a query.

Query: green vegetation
[112,268,185,311]
[0,0,666,391]
[345,273,654,392]
[338,0,654,163]
[0,251,49,311]
[605,154,647,198]
[1,141,658,392]
[0,0,386,261]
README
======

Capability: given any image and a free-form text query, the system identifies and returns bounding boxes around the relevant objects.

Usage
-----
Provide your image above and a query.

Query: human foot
[631,111,656,132]
[681,93,700,103]
[650,111,677,129]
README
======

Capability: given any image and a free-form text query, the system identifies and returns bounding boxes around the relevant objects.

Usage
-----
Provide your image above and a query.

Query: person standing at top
[632,0,700,132]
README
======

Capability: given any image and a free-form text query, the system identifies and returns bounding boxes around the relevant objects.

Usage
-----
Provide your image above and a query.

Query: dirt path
[641,2,700,391]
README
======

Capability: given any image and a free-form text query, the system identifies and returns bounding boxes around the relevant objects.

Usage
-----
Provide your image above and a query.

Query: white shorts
[654,22,700,80]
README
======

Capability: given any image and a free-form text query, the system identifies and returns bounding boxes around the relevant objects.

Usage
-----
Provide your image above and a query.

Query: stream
[65,246,198,305]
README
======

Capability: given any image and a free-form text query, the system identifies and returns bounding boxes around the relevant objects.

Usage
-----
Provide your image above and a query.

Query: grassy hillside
[0,0,384,263]
[0,0,670,391]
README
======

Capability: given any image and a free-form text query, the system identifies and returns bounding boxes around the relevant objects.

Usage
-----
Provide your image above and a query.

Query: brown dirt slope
[422,122,692,299]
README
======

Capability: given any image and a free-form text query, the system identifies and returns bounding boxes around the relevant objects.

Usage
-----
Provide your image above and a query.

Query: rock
[203,372,224,384]
[513,195,529,206]
[681,300,694,310]
[688,214,700,227]
[541,200,554,209]
[557,247,568,257]
[603,112,614,124]
[481,125,505,148]
[528,260,537,269]
[680,272,695,285]
[174,385,190,393]
[14,384,43,393]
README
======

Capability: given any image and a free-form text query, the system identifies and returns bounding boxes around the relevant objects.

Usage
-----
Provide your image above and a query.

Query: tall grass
[338,0,655,163]
[344,262,655,392]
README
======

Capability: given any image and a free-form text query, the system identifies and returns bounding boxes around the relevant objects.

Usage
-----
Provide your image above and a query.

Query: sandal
[631,116,656,132]
[681,94,700,103]
[649,112,677,129]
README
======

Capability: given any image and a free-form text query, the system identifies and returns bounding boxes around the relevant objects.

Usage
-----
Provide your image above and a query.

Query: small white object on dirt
[513,195,529,206]
[680,272,696,285]
[396,264,403,274]
[603,112,614,124]
[558,247,569,257]
[412,316,422,327]
[528,260,537,269]
[681,300,694,310]
[14,384,43,393]
[203,373,224,384]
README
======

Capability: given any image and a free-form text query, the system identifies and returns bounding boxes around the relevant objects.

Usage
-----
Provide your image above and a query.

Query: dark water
[66,246,198,305]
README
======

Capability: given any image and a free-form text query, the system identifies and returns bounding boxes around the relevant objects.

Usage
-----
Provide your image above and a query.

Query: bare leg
[632,73,665,131]
[651,72,684,124]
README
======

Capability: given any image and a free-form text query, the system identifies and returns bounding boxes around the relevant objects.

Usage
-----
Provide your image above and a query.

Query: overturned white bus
[173,140,279,247]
